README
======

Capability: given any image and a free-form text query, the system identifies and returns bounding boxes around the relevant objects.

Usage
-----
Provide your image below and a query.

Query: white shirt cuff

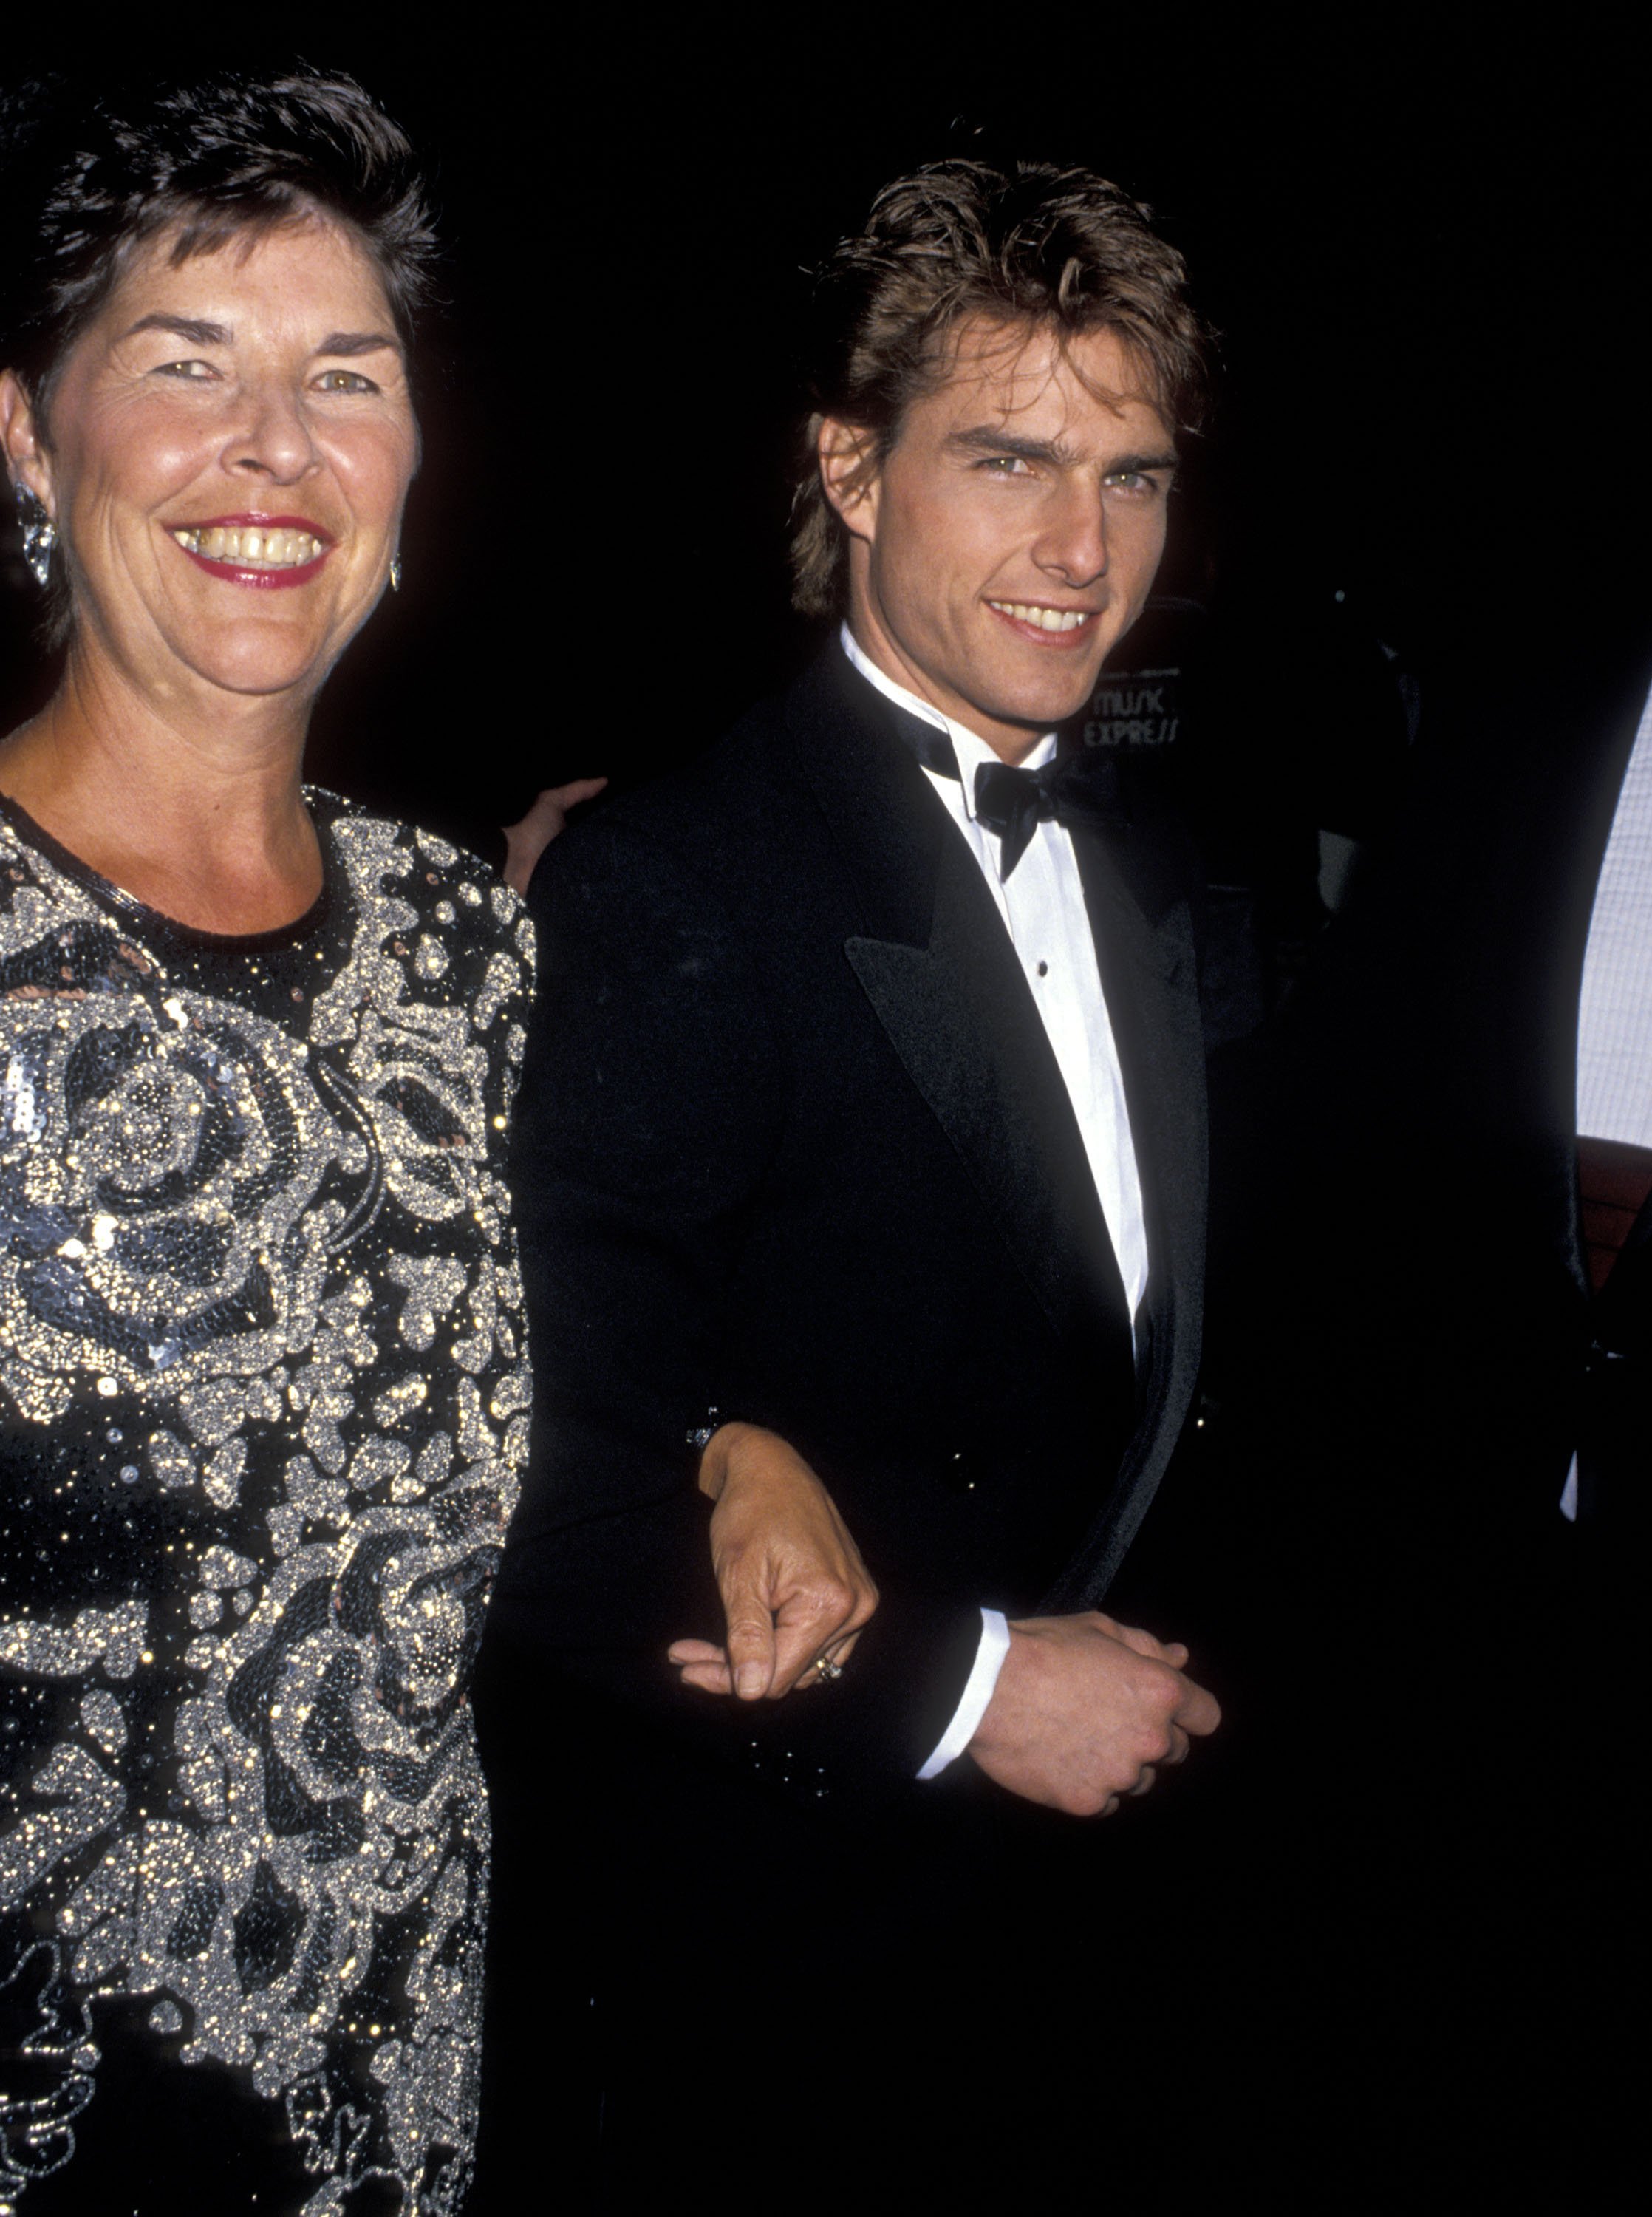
[915,1608,1011,1780]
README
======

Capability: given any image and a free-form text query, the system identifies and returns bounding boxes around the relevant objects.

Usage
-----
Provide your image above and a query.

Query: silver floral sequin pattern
[0,794,533,2215]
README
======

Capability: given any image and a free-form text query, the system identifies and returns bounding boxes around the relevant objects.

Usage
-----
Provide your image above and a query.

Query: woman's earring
[14,485,55,589]
[389,554,403,593]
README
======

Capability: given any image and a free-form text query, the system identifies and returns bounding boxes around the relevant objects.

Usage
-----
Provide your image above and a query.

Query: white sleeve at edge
[915,1608,1011,1780]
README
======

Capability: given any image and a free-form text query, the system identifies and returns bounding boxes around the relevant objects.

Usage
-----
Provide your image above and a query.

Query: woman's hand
[500,777,608,895]
[669,1423,878,1701]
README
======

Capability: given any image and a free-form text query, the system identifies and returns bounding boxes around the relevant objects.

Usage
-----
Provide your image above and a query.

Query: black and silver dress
[0,791,533,2216]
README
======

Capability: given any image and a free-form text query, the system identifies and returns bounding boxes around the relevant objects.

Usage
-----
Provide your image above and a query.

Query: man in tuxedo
[483,160,1222,2204]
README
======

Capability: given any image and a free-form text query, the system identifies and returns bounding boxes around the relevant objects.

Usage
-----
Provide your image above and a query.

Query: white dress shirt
[1577,675,1652,1150]
[839,627,1150,1772]
[1562,672,1652,1521]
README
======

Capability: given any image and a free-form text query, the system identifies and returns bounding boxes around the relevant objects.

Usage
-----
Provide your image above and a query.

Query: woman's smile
[168,511,335,588]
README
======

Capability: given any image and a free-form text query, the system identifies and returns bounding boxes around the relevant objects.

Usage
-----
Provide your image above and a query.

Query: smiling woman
[0,72,529,2217]
[0,72,431,933]
[0,72,881,2216]
[14,214,417,816]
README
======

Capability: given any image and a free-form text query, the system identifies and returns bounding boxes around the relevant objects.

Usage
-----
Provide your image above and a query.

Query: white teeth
[171,526,324,568]
[989,602,1092,633]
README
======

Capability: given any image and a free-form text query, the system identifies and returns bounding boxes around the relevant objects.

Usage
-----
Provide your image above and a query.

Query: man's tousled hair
[789,160,1209,618]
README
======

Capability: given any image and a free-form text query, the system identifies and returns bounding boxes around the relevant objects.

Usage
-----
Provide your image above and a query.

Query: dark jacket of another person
[1233,625,1652,1600]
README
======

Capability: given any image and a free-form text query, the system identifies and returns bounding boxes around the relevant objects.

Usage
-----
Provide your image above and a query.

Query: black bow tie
[884,704,1128,879]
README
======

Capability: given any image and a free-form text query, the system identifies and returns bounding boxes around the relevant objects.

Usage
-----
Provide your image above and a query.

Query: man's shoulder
[532,649,870,888]
[638,647,866,810]
[625,685,802,831]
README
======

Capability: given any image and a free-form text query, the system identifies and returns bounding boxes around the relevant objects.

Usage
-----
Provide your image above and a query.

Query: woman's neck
[0,649,324,935]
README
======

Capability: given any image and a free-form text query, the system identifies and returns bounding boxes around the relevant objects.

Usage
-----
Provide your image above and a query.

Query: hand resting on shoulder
[500,777,608,895]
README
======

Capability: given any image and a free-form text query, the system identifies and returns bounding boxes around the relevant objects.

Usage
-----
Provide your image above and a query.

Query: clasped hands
[669,1423,1220,1815]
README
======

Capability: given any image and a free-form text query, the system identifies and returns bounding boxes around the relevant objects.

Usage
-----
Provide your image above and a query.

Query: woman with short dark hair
[0,69,523,2216]
[0,70,871,2213]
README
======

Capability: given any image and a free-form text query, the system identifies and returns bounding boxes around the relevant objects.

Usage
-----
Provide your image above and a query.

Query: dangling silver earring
[389,553,403,593]
[14,485,55,589]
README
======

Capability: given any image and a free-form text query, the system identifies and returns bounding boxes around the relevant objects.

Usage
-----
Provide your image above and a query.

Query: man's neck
[839,611,1048,766]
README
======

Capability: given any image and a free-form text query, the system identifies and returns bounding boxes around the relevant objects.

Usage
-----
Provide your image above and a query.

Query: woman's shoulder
[307,786,530,950]
[308,789,535,1020]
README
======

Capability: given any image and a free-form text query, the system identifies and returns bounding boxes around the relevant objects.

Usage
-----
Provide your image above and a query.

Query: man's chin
[976,678,1099,737]
[977,650,1107,726]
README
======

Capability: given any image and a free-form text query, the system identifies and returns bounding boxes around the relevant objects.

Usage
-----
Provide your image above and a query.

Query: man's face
[825,319,1178,760]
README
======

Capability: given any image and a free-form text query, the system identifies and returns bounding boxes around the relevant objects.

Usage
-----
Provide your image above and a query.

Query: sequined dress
[0,791,533,2216]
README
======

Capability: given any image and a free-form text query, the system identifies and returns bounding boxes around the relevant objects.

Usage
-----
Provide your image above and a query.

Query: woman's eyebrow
[315,330,402,358]
[120,312,230,345]
[115,315,401,359]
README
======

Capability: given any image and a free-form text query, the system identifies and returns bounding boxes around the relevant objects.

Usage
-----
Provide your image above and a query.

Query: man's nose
[222,381,319,486]
[1035,482,1109,588]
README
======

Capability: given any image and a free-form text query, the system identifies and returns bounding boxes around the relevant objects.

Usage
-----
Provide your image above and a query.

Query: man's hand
[501,777,608,895]
[967,1612,1221,1816]
[668,1423,878,1701]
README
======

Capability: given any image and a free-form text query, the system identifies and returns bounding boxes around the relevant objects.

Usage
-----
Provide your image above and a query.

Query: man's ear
[816,416,880,545]
[0,370,55,518]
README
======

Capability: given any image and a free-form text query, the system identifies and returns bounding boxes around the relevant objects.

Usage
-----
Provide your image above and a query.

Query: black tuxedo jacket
[1106,630,1652,2216]
[1365,627,1652,1545]
[494,646,1207,1805]
[1216,623,1652,1599]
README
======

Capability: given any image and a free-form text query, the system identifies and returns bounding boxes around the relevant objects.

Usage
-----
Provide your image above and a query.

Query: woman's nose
[223,382,318,484]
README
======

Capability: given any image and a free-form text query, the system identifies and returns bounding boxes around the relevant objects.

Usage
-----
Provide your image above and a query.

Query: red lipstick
[168,513,335,590]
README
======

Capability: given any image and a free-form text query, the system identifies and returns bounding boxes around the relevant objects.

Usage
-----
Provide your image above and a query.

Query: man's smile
[985,599,1101,643]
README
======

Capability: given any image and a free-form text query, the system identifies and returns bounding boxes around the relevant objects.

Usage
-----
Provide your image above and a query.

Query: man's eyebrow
[944,426,1179,473]
[121,313,231,346]
[946,427,1079,465]
[315,330,403,359]
[1105,448,1181,476]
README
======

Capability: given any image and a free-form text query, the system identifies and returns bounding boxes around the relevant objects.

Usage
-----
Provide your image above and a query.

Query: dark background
[1,27,1642,2200]
[3,11,1648,856]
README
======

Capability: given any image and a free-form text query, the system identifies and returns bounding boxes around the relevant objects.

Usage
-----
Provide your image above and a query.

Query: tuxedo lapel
[845,837,1133,1355]
[789,651,1133,1360]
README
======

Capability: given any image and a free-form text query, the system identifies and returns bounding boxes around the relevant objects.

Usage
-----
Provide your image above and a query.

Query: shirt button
[1036,961,1049,977]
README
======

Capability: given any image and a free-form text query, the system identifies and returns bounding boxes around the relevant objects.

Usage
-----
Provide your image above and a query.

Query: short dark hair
[790,160,1209,618]
[0,68,437,643]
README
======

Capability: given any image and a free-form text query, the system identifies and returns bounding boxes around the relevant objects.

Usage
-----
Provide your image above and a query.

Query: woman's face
[14,212,417,706]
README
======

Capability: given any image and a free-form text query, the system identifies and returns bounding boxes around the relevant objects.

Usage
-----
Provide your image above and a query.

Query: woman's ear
[0,370,55,518]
